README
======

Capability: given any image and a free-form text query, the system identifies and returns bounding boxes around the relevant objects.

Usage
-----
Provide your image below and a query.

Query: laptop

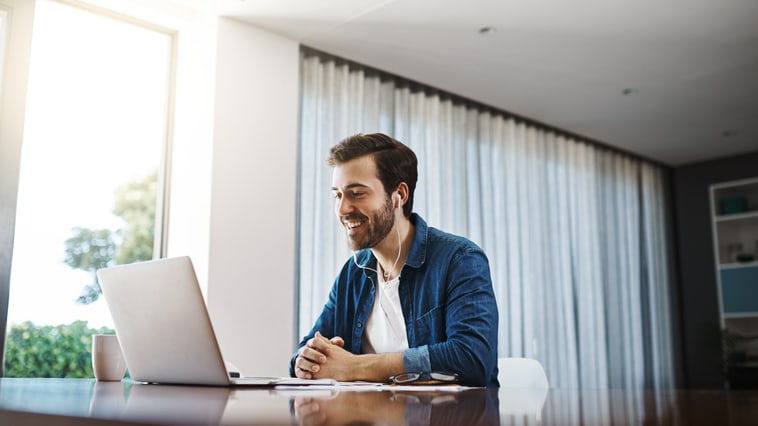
[96,256,334,387]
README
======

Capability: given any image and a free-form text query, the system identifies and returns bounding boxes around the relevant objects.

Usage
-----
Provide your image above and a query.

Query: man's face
[331,156,395,251]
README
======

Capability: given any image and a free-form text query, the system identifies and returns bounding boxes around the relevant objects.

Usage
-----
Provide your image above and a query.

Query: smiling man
[290,133,499,387]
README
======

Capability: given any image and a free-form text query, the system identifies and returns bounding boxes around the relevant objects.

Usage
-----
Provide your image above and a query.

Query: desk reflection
[100,383,505,426]
[499,387,549,423]
[3,379,757,425]
[289,389,500,426]
[89,381,233,425]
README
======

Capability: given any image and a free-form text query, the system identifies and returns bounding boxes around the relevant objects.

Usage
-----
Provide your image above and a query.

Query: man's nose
[336,196,353,216]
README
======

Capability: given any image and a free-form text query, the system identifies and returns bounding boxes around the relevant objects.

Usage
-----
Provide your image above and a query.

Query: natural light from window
[6,0,170,334]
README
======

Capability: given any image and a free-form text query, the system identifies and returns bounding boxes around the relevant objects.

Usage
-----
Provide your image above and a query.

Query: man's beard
[344,198,395,251]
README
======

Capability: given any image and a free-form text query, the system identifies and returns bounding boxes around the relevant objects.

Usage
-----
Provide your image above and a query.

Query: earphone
[351,191,403,280]
[352,221,402,281]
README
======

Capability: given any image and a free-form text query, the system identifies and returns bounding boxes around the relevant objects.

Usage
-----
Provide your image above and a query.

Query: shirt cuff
[402,345,431,372]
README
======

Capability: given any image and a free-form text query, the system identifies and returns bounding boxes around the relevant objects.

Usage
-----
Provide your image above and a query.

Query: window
[2,0,173,377]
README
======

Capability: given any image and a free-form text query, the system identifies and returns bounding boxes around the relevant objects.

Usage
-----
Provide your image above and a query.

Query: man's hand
[294,332,345,379]
[295,332,404,382]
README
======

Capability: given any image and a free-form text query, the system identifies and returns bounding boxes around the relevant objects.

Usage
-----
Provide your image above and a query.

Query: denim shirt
[290,213,499,387]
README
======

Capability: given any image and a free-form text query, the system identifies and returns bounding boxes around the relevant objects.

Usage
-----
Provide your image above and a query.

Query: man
[290,133,499,387]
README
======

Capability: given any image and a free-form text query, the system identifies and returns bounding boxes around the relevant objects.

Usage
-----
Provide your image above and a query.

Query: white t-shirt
[361,265,409,354]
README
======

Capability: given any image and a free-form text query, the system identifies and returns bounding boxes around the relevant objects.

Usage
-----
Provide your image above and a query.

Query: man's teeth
[345,220,363,229]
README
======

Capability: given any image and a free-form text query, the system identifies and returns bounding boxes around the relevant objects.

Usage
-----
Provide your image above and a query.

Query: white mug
[91,334,127,381]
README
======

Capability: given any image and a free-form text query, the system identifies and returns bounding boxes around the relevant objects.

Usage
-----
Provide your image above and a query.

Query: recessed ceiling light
[478,26,497,35]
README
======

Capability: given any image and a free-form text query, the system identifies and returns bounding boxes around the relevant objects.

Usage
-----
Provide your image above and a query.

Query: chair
[497,357,549,388]
[497,357,549,424]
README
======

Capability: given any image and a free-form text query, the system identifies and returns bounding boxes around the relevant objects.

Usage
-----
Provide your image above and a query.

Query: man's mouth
[343,216,366,232]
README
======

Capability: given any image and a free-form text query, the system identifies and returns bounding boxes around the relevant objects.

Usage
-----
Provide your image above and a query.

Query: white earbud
[395,194,401,209]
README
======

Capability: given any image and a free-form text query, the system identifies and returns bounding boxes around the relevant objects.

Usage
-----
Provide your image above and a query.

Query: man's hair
[327,133,418,218]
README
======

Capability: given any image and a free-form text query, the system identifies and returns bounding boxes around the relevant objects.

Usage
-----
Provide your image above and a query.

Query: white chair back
[498,357,549,388]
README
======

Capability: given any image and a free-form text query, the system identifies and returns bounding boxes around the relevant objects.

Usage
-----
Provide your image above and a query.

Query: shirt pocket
[414,305,444,343]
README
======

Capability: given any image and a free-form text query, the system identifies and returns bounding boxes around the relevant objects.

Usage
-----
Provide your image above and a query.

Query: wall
[164,7,216,295]
[673,151,758,388]
[205,17,300,377]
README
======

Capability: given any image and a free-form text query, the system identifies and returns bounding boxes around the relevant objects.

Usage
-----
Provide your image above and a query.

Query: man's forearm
[350,351,404,382]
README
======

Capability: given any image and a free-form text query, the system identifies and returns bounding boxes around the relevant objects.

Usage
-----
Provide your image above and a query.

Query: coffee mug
[91,334,127,381]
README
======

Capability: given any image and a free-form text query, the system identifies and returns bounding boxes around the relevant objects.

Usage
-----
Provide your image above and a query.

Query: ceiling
[213,0,758,166]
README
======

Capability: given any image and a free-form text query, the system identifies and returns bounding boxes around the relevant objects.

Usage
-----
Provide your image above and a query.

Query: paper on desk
[379,384,475,392]
[337,381,385,387]
[274,381,475,392]
[337,381,478,392]
[274,381,381,391]
[271,377,337,386]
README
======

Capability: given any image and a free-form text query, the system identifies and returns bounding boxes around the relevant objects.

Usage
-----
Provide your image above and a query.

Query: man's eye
[333,193,342,200]
[350,192,365,197]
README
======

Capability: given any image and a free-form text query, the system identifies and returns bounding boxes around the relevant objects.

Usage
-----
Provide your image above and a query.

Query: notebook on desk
[97,256,334,387]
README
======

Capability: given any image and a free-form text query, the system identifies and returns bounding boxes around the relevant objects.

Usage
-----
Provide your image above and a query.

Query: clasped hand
[295,332,353,381]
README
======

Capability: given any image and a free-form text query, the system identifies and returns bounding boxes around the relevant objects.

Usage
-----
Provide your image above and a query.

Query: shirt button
[357,322,363,328]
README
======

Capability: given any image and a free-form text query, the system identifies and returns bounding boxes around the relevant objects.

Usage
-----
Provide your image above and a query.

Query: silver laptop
[97,256,333,387]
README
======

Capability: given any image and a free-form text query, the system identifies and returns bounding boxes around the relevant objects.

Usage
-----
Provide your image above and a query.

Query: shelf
[712,178,758,221]
[714,214,758,264]
[713,178,758,332]
[719,262,758,270]
[715,211,758,222]
[724,312,758,319]
[711,177,758,191]
[720,267,758,314]
[728,362,758,369]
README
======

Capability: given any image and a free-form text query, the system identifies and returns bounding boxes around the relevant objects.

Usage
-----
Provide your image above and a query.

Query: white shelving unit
[710,177,758,387]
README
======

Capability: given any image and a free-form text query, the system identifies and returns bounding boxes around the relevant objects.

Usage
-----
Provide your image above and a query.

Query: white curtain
[297,49,676,390]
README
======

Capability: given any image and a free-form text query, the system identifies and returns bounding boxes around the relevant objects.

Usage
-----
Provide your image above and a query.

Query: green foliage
[112,172,157,265]
[3,321,114,378]
[64,228,116,304]
[63,228,116,271]
[63,172,157,304]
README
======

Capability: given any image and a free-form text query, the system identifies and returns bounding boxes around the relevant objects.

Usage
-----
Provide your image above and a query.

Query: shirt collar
[404,213,427,269]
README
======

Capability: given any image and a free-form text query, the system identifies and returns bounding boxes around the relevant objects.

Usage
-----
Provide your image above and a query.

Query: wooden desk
[0,378,756,425]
